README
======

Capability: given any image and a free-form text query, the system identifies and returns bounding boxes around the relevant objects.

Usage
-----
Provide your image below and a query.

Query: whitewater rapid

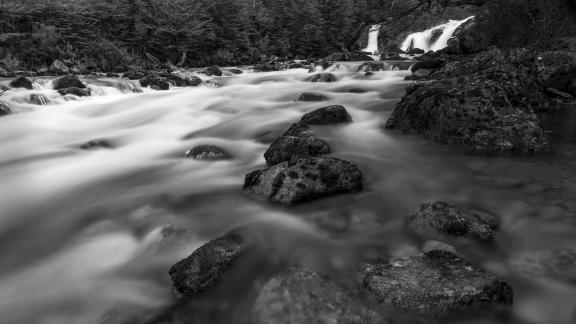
[401,16,474,52]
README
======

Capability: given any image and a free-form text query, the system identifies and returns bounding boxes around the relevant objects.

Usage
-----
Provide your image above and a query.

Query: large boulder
[9,75,33,89]
[405,201,499,246]
[49,59,70,75]
[243,157,363,205]
[363,250,513,317]
[252,266,386,324]
[304,73,337,83]
[263,123,331,166]
[536,51,576,97]
[58,87,91,97]
[139,74,170,90]
[200,65,222,77]
[169,231,247,299]
[385,49,552,154]
[447,17,494,54]
[0,103,12,116]
[53,74,87,90]
[300,105,352,125]
[184,145,232,161]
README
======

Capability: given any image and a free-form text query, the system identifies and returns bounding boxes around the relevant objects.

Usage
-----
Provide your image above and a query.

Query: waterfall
[361,24,381,55]
[401,16,474,53]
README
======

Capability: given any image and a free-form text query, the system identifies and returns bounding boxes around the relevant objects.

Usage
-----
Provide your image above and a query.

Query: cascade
[401,16,474,53]
[361,24,381,55]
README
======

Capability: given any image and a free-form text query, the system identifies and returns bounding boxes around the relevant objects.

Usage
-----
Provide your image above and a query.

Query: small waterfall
[361,24,381,56]
[401,16,474,53]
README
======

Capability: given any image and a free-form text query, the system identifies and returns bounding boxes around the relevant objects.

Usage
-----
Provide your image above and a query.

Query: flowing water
[402,16,475,53]
[0,64,575,324]
[362,24,382,57]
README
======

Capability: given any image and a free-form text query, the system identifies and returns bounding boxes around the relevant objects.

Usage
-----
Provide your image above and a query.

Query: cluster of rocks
[158,200,515,324]
[385,46,576,154]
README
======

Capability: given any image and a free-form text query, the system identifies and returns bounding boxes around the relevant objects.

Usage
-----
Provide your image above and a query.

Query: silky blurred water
[0,66,575,324]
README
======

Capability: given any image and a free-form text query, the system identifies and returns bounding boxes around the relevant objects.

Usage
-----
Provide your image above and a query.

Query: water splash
[401,16,474,53]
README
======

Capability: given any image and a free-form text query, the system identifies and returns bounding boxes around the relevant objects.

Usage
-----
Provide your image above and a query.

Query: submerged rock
[58,87,91,97]
[363,250,513,317]
[298,92,329,102]
[169,231,247,299]
[139,74,170,90]
[184,145,232,161]
[0,103,12,116]
[9,75,33,89]
[243,157,363,205]
[304,73,337,83]
[264,124,331,165]
[79,140,113,150]
[300,105,352,125]
[53,74,87,90]
[511,249,576,283]
[252,266,386,324]
[200,65,222,77]
[29,94,50,105]
[405,201,499,246]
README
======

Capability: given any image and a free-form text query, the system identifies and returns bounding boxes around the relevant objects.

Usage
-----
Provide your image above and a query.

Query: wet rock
[184,145,232,161]
[510,249,576,283]
[447,17,492,55]
[536,51,576,97]
[358,61,388,72]
[0,102,12,116]
[79,140,113,150]
[407,48,425,55]
[347,88,367,93]
[49,59,70,74]
[227,68,243,74]
[264,123,331,165]
[29,94,50,105]
[385,49,552,154]
[300,105,352,125]
[363,250,513,317]
[288,62,306,69]
[169,231,247,298]
[139,74,170,90]
[106,72,120,78]
[347,52,375,62]
[253,62,283,72]
[298,92,329,102]
[406,201,499,246]
[53,74,87,90]
[185,76,203,87]
[243,157,363,205]
[124,69,146,80]
[200,65,222,77]
[58,87,91,97]
[9,75,33,89]
[252,266,386,324]
[304,73,337,83]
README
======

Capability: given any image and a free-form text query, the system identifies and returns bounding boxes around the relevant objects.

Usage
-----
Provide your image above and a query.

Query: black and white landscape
[1,1,576,323]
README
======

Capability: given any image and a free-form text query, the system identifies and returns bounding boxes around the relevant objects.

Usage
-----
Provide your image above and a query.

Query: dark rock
[0,65,11,78]
[53,74,87,90]
[300,105,352,125]
[511,249,576,283]
[9,75,33,89]
[264,123,331,165]
[287,62,306,69]
[227,68,243,74]
[185,76,203,87]
[308,60,332,72]
[447,17,492,55]
[347,88,367,93]
[304,73,337,83]
[49,59,70,75]
[184,145,232,161]
[124,69,146,80]
[58,87,91,97]
[358,61,388,72]
[297,92,329,102]
[385,48,552,154]
[139,74,169,90]
[363,250,513,317]
[407,48,425,55]
[200,65,222,77]
[0,102,12,116]
[169,231,247,298]
[252,266,386,324]
[29,94,50,105]
[253,62,283,72]
[411,57,446,72]
[428,28,444,46]
[167,73,186,86]
[324,52,348,61]
[106,72,120,78]
[406,201,499,246]
[347,52,375,62]
[79,140,113,150]
[536,51,576,97]
[243,157,363,205]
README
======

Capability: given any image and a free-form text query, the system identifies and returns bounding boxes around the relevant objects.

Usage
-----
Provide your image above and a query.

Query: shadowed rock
[264,132,331,166]
[169,231,247,299]
[304,73,337,83]
[405,201,499,246]
[200,65,222,77]
[53,74,87,90]
[363,250,513,317]
[298,92,329,102]
[140,74,170,90]
[243,157,363,205]
[300,105,352,125]
[252,266,387,324]
[50,59,70,74]
[184,145,232,161]
[510,249,576,283]
[58,87,91,97]
[9,75,33,89]
[0,103,12,116]
[536,51,576,97]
